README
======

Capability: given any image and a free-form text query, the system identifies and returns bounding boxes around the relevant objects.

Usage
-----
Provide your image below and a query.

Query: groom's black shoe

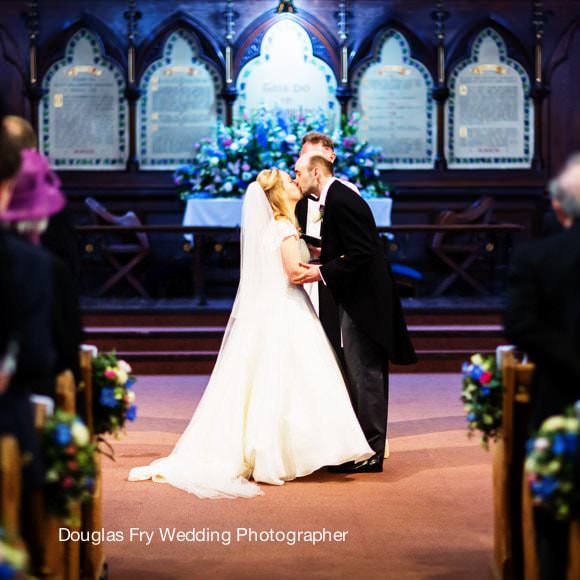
[327,455,383,474]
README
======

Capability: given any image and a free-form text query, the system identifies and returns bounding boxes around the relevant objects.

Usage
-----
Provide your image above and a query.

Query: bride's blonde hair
[257,168,300,229]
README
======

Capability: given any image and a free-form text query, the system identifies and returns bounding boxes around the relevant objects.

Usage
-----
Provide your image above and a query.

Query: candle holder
[124,0,142,171]
[431,0,450,170]
[23,0,45,135]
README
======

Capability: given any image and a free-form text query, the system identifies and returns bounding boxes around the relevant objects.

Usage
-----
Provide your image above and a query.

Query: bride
[128,168,373,498]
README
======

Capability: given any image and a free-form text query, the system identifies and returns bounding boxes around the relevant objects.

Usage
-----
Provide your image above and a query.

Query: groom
[293,149,416,473]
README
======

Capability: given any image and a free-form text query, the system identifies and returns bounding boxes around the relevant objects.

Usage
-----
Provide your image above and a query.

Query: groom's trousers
[339,308,389,460]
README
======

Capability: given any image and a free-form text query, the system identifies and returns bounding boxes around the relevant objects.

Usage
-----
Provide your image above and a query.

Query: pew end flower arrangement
[174,108,390,200]
[0,528,28,579]
[461,354,503,449]
[92,353,137,455]
[42,411,96,523]
[525,402,580,521]
[40,354,137,524]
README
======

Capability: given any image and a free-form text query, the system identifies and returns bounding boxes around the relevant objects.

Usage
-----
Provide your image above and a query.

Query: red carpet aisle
[101,374,492,579]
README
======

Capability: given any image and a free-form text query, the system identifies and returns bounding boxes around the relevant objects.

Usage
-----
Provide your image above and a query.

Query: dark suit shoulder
[328,179,361,201]
[5,233,53,271]
[327,180,373,215]
[512,223,580,266]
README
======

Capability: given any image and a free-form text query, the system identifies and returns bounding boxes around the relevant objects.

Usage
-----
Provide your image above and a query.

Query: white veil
[228,181,274,324]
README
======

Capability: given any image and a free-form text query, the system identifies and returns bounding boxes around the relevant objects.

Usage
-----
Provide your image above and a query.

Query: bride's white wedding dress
[128,182,373,498]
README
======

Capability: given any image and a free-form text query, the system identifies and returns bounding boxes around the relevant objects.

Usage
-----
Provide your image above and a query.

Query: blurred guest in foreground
[504,153,580,580]
[0,116,50,571]
[2,119,84,384]
[2,114,81,280]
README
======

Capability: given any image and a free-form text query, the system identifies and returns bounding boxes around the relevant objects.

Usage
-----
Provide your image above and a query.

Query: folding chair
[430,196,494,295]
[85,197,150,298]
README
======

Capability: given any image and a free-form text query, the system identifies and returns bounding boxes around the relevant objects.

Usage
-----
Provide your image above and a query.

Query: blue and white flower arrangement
[525,401,580,520]
[42,411,97,522]
[0,527,28,579]
[461,354,503,448]
[174,108,389,200]
[92,353,137,438]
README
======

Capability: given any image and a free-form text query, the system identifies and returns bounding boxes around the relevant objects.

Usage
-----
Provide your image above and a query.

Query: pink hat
[2,149,65,222]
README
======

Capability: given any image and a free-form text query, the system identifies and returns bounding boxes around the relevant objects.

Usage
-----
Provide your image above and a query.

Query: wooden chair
[79,347,107,580]
[430,196,495,295]
[85,197,150,298]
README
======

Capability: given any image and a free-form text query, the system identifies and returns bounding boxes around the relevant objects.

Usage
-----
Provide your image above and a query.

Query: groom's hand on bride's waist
[292,263,322,285]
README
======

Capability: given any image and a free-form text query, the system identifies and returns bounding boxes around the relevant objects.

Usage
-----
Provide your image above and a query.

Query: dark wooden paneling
[547,17,580,173]
[1,0,579,232]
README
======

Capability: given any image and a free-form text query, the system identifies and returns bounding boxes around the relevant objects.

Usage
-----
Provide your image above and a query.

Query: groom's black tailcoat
[301,180,416,365]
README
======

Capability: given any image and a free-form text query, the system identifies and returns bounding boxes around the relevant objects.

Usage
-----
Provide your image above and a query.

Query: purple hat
[2,149,65,222]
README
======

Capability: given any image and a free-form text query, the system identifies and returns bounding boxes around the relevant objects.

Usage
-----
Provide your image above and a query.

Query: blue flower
[481,387,491,396]
[0,562,16,577]
[467,412,477,422]
[125,377,136,389]
[276,111,289,133]
[552,434,566,455]
[532,476,559,500]
[100,387,117,409]
[461,362,470,374]
[526,438,536,454]
[126,405,137,421]
[54,423,72,445]
[470,365,483,381]
[256,124,269,149]
[564,433,578,456]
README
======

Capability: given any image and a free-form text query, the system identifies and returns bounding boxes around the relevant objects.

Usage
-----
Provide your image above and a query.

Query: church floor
[102,373,492,579]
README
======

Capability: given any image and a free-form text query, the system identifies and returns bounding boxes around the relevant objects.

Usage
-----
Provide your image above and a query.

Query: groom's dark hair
[308,155,334,176]
[301,132,334,151]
